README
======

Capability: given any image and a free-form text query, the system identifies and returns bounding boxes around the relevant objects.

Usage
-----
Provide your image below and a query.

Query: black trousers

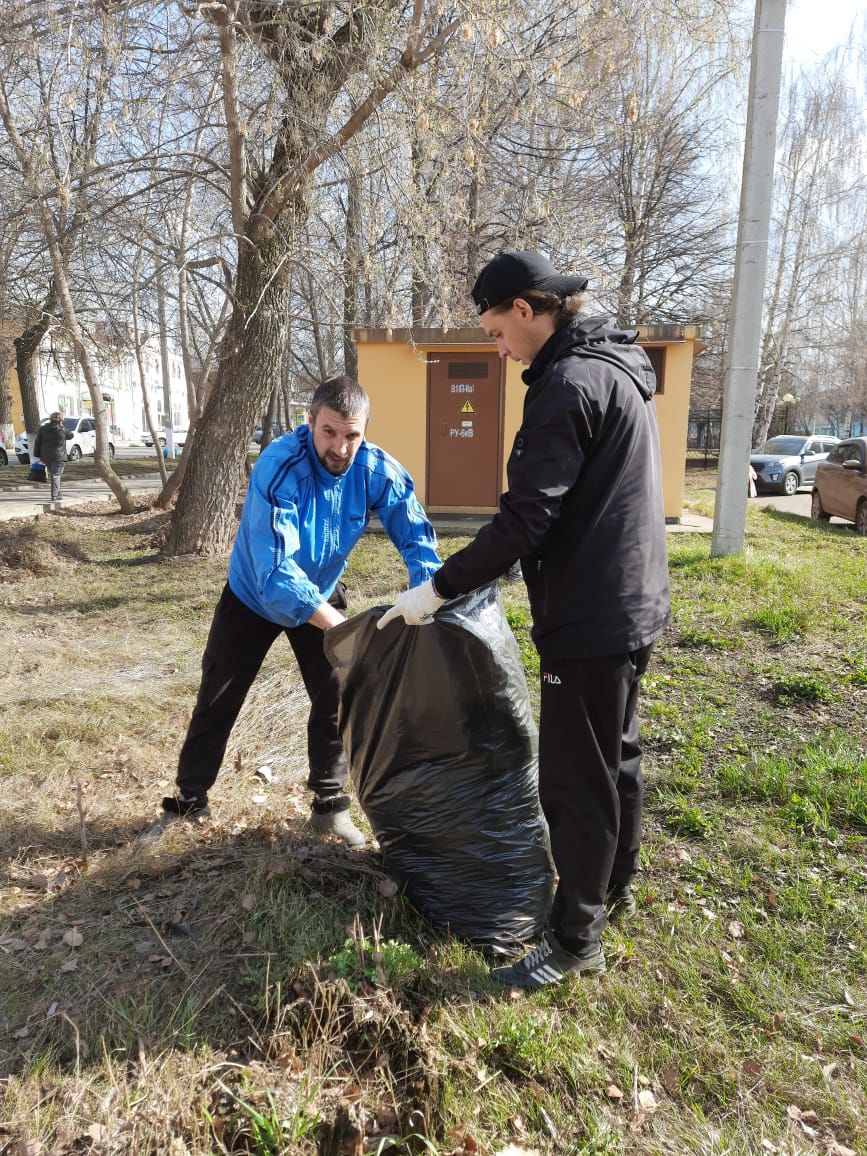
[176,583,348,799]
[538,643,653,950]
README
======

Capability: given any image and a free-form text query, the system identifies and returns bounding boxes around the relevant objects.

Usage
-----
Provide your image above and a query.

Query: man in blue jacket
[162,375,441,845]
[379,252,670,983]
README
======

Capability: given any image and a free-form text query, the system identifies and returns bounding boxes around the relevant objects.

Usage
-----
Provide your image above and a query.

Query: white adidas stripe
[532,964,562,983]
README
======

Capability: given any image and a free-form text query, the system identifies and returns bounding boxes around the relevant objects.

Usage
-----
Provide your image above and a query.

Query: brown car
[811,437,867,535]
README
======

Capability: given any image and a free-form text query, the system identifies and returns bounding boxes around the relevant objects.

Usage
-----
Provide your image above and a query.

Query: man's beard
[320,452,350,475]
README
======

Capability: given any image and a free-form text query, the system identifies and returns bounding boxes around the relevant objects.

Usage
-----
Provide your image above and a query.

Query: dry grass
[0,493,865,1156]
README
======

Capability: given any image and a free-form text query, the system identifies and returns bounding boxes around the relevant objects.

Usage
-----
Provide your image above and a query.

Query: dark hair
[309,375,370,421]
[490,289,587,329]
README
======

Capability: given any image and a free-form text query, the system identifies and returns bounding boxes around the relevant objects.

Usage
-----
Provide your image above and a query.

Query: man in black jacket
[33,413,72,502]
[379,251,670,989]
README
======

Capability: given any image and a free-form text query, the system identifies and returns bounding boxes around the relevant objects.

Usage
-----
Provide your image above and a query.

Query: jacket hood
[524,315,656,400]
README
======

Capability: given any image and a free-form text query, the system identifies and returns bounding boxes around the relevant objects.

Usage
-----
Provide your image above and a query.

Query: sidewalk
[0,473,715,534]
[0,474,165,522]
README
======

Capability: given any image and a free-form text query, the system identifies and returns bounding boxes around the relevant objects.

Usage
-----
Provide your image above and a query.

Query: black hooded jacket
[434,316,671,659]
[33,418,71,464]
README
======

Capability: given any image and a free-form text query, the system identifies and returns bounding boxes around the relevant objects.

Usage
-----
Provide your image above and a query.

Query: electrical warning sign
[460,401,475,413]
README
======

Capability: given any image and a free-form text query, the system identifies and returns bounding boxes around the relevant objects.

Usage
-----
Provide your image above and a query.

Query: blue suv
[750,435,839,496]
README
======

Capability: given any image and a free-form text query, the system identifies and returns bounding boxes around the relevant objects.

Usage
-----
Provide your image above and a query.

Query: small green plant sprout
[677,626,731,649]
[208,1079,318,1154]
[327,914,425,991]
[782,792,833,835]
[747,605,810,643]
[665,797,714,838]
[771,673,839,705]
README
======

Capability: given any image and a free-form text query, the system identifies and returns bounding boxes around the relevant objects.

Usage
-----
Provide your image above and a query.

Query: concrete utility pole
[712,0,787,557]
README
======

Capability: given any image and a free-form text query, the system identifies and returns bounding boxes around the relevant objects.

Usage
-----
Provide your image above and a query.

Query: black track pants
[538,643,653,950]
[176,584,348,798]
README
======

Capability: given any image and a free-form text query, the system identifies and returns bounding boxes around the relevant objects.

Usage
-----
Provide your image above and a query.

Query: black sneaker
[490,932,606,990]
[161,792,210,818]
[606,883,637,921]
[309,794,366,847]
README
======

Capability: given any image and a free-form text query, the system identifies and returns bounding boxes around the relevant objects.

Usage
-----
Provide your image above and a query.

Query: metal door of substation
[427,353,503,508]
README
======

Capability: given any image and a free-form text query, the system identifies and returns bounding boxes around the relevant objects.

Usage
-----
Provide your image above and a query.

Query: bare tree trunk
[131,271,169,488]
[261,384,279,448]
[617,233,637,325]
[305,266,330,381]
[466,171,480,289]
[14,302,55,452]
[410,139,428,327]
[343,166,360,378]
[164,231,291,554]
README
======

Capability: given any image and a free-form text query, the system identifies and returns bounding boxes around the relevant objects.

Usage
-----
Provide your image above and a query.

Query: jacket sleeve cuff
[432,567,461,600]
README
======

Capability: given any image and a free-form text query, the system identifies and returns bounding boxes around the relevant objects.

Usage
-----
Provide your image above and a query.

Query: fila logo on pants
[541,672,562,685]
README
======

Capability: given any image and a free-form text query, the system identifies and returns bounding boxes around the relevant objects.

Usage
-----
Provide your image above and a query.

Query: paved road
[0,467,850,530]
[751,491,812,517]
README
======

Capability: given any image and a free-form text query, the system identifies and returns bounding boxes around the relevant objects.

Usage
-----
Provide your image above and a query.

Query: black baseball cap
[471,251,589,315]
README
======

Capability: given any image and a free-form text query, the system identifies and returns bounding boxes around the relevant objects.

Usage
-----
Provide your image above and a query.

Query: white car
[141,427,188,449]
[16,416,115,463]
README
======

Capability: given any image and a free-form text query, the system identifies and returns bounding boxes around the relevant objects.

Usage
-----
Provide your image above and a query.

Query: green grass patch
[717,738,866,829]
[1,495,866,1156]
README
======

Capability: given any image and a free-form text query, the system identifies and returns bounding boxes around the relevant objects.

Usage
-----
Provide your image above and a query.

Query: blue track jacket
[228,425,441,628]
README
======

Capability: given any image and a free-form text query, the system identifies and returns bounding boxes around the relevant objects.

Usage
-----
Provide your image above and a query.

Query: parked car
[749,434,839,496]
[252,421,286,445]
[141,427,188,449]
[0,432,8,467]
[811,437,867,535]
[16,416,115,464]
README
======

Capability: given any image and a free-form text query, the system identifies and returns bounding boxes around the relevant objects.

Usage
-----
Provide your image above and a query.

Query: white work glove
[377,579,446,629]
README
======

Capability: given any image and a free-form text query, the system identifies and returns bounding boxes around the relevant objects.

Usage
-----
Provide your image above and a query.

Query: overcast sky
[781,0,866,66]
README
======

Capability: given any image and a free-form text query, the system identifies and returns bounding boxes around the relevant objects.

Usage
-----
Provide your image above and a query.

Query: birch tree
[0,6,136,508]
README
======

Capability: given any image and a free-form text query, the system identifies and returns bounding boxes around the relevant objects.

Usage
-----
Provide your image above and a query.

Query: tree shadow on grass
[0,813,487,1063]
[762,507,857,534]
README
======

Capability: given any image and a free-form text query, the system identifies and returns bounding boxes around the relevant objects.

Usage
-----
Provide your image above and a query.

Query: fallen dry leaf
[727,920,745,939]
[0,938,28,952]
[62,928,83,948]
[826,1143,857,1156]
[638,1089,658,1112]
[13,1027,30,1039]
[60,960,78,973]
[13,1140,43,1156]
[605,1083,624,1100]
[240,892,256,911]
[377,877,399,898]
[662,1065,680,1094]
[494,1147,541,1156]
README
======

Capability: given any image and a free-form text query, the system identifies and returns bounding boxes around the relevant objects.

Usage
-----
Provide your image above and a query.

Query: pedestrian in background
[379,251,670,988]
[33,412,71,503]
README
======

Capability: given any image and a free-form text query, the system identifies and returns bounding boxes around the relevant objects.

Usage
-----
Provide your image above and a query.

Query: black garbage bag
[324,583,553,954]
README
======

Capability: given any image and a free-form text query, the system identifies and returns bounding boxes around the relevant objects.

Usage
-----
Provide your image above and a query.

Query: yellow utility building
[355,324,703,522]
